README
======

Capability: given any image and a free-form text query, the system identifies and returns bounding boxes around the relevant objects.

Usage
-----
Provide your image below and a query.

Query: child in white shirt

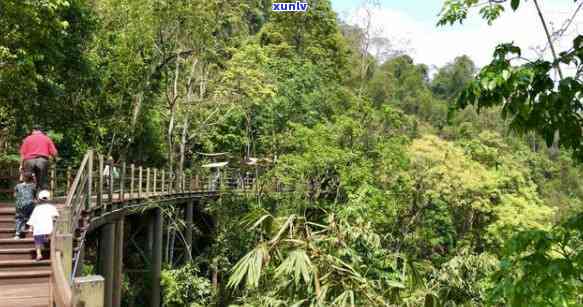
[27,190,59,261]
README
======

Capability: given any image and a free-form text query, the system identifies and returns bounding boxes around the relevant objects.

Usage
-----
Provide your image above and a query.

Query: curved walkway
[0,150,259,307]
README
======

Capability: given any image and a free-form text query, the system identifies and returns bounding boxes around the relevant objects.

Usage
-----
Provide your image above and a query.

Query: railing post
[74,276,105,307]
[130,164,135,198]
[153,169,157,194]
[66,166,72,192]
[108,160,114,204]
[146,168,150,196]
[86,151,94,211]
[120,162,126,202]
[50,164,56,197]
[168,169,173,194]
[138,166,143,199]
[58,206,72,235]
[220,169,224,191]
[182,174,186,192]
[98,155,104,210]
[56,233,74,281]
[161,170,165,195]
[194,174,200,191]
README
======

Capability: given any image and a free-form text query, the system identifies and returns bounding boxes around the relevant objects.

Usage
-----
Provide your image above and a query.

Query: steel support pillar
[185,200,194,262]
[147,215,154,254]
[113,218,125,307]
[100,222,115,307]
[151,208,163,307]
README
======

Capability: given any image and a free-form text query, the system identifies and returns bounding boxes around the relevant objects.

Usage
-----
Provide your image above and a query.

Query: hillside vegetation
[1,0,582,306]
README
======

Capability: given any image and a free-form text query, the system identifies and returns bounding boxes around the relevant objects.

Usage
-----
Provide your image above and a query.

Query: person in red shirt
[20,125,58,190]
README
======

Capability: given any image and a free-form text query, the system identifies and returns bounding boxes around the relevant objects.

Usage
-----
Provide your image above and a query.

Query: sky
[331,0,583,70]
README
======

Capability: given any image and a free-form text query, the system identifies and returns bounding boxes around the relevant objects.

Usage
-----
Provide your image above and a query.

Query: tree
[368,55,447,126]
[216,43,276,159]
[0,0,100,157]
[259,0,350,80]
[431,55,476,101]
[489,213,583,306]
[438,0,583,160]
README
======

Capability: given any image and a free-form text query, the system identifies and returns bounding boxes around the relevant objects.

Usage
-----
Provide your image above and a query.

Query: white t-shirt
[27,203,59,236]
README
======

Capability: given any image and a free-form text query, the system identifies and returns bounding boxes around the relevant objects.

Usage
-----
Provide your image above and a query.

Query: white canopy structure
[201,161,229,168]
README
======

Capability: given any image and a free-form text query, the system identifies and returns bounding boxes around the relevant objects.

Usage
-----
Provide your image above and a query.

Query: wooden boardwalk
[0,204,52,307]
[0,149,261,306]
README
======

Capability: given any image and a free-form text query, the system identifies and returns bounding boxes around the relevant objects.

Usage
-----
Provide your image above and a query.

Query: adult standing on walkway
[19,125,58,190]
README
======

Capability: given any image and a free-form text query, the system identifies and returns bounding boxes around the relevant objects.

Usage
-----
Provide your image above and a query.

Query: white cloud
[346,1,583,70]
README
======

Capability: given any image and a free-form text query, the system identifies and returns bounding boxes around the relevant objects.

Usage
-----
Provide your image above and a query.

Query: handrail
[51,249,74,306]
[65,151,91,231]
[51,150,92,307]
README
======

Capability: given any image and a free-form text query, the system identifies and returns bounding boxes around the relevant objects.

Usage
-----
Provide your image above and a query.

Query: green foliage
[161,264,212,307]
[439,0,583,161]
[489,213,583,306]
[259,0,350,79]
[403,135,554,254]
[452,40,583,160]
[438,0,507,26]
[369,55,447,127]
[0,0,102,158]
[431,251,498,305]
[431,55,476,101]
[4,0,583,305]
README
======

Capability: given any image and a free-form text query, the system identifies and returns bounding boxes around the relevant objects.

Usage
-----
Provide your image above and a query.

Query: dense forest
[1,0,582,306]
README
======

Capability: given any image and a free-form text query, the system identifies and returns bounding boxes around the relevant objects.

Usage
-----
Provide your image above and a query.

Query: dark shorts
[23,157,49,190]
[34,234,49,247]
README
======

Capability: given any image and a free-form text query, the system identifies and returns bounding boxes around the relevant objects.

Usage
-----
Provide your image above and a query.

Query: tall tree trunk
[178,117,188,190]
[169,228,176,266]
[533,0,563,160]
[176,59,199,190]
[165,223,171,264]
[167,103,176,185]
[167,57,181,189]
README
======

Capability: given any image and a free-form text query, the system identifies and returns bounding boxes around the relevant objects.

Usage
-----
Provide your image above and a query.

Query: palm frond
[227,243,269,289]
[274,249,313,285]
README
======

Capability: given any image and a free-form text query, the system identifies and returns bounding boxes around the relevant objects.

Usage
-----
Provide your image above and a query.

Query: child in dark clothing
[14,172,36,239]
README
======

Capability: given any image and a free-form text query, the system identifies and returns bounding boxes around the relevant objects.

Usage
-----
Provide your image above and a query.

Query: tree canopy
[1,0,582,306]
